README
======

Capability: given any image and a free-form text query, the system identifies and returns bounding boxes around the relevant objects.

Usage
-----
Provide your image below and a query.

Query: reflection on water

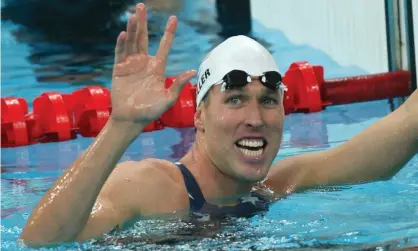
[1,0,271,91]
[92,216,237,249]
[170,127,196,159]
[1,0,226,89]
[286,112,330,149]
[79,216,418,250]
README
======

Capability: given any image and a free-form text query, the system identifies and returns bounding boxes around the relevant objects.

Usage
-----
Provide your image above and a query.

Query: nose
[245,102,265,129]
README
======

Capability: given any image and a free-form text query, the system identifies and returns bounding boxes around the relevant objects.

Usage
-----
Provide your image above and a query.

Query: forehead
[212,79,279,96]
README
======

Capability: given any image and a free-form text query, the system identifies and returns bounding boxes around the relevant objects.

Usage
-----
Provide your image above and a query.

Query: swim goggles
[218,70,287,93]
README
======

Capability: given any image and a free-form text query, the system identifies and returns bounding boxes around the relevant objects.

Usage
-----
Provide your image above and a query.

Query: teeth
[238,148,263,157]
[237,139,264,147]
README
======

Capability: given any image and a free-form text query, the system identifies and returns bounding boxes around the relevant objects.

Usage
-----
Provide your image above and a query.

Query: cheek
[208,108,241,130]
[204,111,241,149]
[267,110,284,127]
[266,112,285,143]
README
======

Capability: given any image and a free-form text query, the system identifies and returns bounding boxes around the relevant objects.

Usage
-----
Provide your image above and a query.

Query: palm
[111,55,170,123]
[109,4,195,125]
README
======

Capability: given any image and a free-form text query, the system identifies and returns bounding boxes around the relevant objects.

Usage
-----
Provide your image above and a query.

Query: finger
[168,70,197,101]
[156,16,177,62]
[125,15,138,56]
[136,3,148,54]
[114,31,127,64]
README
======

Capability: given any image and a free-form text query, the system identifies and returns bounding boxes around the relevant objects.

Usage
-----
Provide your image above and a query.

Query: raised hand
[110,3,196,126]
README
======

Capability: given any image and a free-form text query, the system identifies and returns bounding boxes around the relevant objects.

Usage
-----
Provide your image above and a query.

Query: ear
[194,108,205,132]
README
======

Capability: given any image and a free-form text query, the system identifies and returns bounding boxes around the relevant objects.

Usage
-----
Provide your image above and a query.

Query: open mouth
[235,138,267,158]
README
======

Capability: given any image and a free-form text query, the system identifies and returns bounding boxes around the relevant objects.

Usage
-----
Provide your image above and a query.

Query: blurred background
[2,0,416,100]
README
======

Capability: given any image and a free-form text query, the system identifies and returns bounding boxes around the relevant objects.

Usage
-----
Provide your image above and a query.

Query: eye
[262,98,278,106]
[227,97,242,105]
[225,95,245,106]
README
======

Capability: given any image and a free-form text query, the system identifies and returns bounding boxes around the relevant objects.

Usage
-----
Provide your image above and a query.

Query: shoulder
[105,158,188,215]
[114,158,183,184]
[109,158,184,192]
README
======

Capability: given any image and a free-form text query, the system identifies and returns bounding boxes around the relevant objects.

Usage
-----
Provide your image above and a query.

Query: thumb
[168,69,197,101]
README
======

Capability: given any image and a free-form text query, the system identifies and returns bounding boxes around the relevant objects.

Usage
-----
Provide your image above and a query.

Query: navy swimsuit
[175,162,270,219]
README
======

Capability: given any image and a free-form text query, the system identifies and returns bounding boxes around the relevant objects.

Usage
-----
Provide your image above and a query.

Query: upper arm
[75,160,154,241]
[264,154,311,194]
[267,98,418,193]
[265,150,343,194]
[268,150,343,191]
[75,158,187,242]
[266,146,389,194]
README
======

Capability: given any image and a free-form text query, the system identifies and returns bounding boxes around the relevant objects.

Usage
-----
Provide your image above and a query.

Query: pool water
[2,1,418,250]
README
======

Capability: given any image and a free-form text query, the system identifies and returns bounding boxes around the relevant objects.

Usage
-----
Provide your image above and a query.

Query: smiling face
[195,78,285,182]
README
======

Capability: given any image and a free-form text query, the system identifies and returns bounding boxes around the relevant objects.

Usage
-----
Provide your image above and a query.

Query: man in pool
[20,3,418,247]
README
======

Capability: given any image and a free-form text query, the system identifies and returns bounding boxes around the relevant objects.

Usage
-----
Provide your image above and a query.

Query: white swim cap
[196,35,280,106]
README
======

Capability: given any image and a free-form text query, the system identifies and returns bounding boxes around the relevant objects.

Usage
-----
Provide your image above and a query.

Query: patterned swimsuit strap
[175,162,206,211]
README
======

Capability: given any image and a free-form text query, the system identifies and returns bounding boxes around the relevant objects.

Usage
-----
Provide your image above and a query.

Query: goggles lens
[222,70,284,91]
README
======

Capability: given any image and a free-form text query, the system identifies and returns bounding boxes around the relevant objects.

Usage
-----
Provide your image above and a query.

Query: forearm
[20,119,144,246]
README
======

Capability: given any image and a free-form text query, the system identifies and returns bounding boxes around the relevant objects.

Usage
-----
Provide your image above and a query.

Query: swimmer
[20,3,418,247]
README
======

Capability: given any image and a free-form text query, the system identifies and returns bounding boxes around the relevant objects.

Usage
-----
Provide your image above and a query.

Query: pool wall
[250,0,417,80]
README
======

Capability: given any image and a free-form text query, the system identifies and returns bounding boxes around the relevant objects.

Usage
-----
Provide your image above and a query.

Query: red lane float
[322,70,411,105]
[1,97,29,147]
[283,62,332,114]
[33,92,77,143]
[282,61,411,114]
[160,77,195,128]
[1,61,413,148]
[25,112,42,144]
[71,86,110,137]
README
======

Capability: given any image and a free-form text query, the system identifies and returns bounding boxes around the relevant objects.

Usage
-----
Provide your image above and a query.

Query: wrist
[104,118,146,143]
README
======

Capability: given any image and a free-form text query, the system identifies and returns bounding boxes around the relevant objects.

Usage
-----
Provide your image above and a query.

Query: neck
[179,141,254,206]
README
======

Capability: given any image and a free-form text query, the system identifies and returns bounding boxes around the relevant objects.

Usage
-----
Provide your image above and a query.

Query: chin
[235,164,270,182]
